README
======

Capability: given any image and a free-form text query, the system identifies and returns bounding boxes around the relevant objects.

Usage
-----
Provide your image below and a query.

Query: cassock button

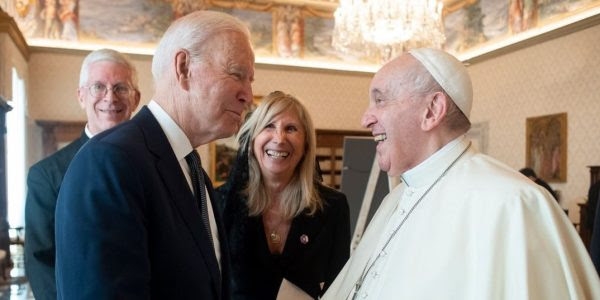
[300,234,309,244]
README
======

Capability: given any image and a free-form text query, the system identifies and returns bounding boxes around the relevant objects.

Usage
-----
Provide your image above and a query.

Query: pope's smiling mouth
[266,149,290,158]
[374,133,387,142]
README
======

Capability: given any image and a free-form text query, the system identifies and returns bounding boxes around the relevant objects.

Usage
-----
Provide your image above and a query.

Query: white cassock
[324,136,600,300]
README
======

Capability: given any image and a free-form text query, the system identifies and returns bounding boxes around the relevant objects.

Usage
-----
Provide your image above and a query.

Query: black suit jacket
[587,181,600,231]
[590,191,600,275]
[25,132,89,300]
[55,106,229,299]
[217,183,351,299]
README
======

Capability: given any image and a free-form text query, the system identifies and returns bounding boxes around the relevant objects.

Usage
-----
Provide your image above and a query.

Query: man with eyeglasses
[25,48,140,300]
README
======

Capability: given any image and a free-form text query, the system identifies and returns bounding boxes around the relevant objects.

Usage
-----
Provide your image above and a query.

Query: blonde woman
[217,91,350,299]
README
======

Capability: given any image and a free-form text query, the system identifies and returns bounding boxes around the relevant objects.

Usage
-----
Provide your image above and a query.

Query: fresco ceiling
[1,0,599,70]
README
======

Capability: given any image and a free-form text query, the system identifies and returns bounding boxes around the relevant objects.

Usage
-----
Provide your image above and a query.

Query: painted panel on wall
[1,0,599,68]
[526,113,568,183]
[444,0,600,57]
[78,0,171,44]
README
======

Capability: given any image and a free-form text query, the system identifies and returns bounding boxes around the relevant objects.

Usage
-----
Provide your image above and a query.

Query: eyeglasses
[86,82,133,99]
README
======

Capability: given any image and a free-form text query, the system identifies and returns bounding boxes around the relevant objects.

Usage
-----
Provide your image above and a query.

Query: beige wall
[27,49,371,131]
[468,23,600,221]
[0,21,28,102]
[24,22,600,222]
[27,49,155,121]
[1,10,32,175]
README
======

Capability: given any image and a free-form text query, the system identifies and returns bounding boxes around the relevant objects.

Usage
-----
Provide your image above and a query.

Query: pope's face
[361,56,427,177]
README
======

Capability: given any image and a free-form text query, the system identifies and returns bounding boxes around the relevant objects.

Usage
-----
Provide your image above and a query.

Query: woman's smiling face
[252,109,306,183]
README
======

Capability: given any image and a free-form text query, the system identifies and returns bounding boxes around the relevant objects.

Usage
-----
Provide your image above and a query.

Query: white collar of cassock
[401,135,470,188]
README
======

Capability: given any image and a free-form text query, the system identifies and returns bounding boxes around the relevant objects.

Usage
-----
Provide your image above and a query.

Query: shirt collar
[84,124,93,138]
[147,100,193,161]
[401,135,470,188]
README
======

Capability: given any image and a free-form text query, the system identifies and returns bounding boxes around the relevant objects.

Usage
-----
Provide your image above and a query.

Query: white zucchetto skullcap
[408,48,473,119]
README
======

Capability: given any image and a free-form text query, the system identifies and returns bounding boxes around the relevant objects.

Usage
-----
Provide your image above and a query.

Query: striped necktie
[185,150,214,246]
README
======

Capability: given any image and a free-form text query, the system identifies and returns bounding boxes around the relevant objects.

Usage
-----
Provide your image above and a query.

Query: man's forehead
[88,61,130,75]
[370,70,397,96]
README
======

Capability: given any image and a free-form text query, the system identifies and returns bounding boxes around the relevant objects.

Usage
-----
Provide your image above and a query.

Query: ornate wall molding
[0,7,29,60]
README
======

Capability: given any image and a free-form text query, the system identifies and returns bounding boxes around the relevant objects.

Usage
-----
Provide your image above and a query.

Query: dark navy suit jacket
[25,132,89,300]
[590,191,600,275]
[55,106,229,299]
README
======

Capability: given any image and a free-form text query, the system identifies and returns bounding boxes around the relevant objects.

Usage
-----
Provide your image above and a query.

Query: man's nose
[361,111,375,129]
[240,82,253,105]
[103,88,117,101]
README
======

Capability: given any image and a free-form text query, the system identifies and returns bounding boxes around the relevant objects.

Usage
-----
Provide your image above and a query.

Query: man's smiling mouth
[374,133,387,142]
[99,108,123,113]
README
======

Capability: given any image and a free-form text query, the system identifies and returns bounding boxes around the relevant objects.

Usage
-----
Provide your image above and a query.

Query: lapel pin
[300,234,309,244]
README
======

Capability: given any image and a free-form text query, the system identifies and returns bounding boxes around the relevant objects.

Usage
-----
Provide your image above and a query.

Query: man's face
[78,61,140,134]
[361,56,427,177]
[184,31,255,145]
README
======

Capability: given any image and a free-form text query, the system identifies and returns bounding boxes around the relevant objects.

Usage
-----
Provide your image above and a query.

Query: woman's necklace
[350,142,471,300]
[264,209,289,245]
[270,228,282,244]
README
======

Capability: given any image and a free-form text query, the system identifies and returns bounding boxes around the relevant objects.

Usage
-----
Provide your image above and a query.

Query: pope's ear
[421,92,447,131]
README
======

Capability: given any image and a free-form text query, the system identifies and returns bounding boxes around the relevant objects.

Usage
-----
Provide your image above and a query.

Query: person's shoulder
[466,154,524,180]
[458,153,555,206]
[316,183,348,207]
[86,119,154,154]
[93,119,138,142]
[92,111,162,151]
[30,135,87,173]
[317,183,346,198]
[460,153,544,193]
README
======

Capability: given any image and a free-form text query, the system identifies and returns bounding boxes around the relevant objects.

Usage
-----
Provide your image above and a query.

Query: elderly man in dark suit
[55,10,255,299]
[24,48,140,300]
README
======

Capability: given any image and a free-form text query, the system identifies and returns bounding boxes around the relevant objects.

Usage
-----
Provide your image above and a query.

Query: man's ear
[133,89,141,110]
[77,87,86,109]
[175,49,191,90]
[421,92,447,131]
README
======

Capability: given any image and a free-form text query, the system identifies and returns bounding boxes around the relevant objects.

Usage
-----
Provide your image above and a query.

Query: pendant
[270,232,281,244]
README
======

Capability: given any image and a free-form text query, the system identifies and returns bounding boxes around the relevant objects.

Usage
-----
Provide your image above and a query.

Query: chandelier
[332,0,446,63]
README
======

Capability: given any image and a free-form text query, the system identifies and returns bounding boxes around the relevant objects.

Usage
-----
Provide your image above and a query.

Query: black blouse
[216,183,351,300]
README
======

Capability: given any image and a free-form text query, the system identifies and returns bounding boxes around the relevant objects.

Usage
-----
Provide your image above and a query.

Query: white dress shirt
[147,100,221,271]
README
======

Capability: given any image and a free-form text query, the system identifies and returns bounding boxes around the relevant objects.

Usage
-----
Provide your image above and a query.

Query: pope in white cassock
[322,48,600,300]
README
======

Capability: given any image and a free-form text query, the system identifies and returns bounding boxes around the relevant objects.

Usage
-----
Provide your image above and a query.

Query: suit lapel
[283,211,324,262]
[76,131,90,145]
[134,107,222,294]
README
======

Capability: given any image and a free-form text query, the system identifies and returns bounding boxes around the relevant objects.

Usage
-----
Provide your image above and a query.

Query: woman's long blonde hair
[238,91,322,218]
